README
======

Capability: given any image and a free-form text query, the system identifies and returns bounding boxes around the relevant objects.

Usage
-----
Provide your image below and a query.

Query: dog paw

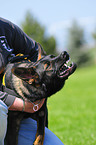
[33,135,44,145]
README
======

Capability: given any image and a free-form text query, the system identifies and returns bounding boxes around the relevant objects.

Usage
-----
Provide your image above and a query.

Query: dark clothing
[0,17,39,107]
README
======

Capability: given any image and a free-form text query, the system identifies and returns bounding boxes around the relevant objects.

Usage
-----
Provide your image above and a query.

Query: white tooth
[60,71,65,75]
[64,64,68,67]
[68,66,71,68]
[66,60,69,64]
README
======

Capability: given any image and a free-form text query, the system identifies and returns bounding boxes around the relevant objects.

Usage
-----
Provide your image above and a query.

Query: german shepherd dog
[3,43,77,145]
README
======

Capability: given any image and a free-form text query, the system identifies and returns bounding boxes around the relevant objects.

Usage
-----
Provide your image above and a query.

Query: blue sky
[0,0,96,51]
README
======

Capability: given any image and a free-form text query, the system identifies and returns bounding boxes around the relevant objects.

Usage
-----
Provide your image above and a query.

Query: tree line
[21,11,96,67]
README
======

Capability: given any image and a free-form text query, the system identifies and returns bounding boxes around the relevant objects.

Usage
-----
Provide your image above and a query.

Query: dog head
[12,45,77,101]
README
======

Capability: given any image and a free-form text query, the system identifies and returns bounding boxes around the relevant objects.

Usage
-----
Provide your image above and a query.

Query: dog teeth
[66,59,73,67]
[66,60,70,64]
[60,70,66,75]
[64,63,71,68]
[64,64,68,67]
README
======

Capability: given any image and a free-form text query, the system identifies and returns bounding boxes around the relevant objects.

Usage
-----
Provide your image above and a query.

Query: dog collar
[29,98,45,113]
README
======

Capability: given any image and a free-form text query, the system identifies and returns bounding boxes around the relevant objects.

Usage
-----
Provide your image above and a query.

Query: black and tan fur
[4,44,77,145]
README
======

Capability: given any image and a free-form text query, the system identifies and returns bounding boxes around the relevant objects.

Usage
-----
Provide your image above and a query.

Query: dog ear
[11,67,38,80]
[37,42,46,60]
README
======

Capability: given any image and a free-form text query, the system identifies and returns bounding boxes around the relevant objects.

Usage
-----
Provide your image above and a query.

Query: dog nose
[61,51,69,60]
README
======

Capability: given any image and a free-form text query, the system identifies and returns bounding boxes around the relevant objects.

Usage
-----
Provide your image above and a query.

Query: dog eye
[44,62,50,70]
[46,62,50,69]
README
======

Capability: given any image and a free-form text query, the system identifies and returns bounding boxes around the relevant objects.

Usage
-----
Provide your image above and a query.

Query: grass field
[48,65,96,145]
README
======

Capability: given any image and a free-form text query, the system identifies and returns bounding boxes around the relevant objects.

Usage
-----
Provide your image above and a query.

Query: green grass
[48,65,96,145]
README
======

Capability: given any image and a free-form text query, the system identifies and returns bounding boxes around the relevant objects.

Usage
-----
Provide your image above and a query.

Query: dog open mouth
[57,59,77,78]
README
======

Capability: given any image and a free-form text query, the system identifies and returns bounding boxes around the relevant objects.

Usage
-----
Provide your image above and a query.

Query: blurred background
[0,0,96,67]
[1,0,96,144]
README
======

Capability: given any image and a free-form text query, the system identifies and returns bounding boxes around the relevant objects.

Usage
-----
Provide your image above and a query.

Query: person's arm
[9,97,36,113]
[0,17,39,62]
[0,18,40,113]
[0,91,37,113]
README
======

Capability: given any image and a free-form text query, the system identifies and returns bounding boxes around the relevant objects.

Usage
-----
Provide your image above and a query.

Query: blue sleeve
[0,91,16,107]
[0,17,38,59]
